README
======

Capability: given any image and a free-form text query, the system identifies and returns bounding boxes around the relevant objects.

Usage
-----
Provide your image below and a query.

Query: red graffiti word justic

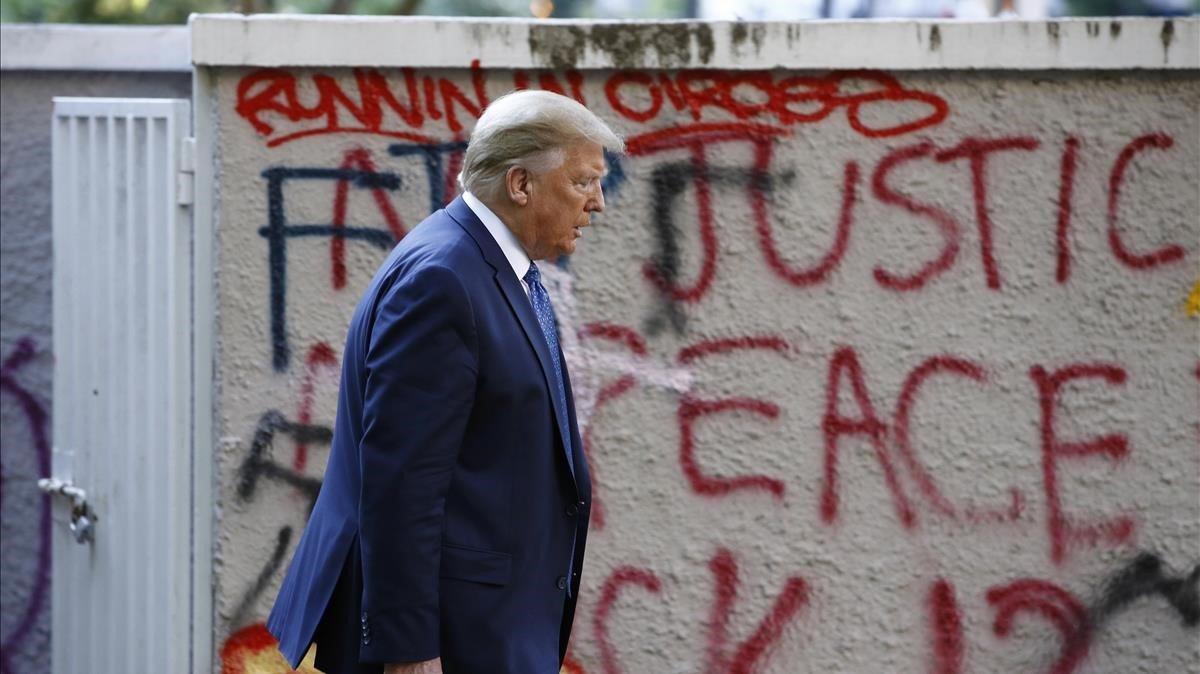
[630,125,786,302]
[1106,133,1186,270]
[631,132,1186,306]
[1054,136,1081,283]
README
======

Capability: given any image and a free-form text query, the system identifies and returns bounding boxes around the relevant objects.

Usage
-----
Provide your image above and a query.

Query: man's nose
[590,185,605,213]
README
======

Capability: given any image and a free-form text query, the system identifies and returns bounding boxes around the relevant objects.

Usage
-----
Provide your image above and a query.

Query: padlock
[70,513,94,544]
[37,478,96,545]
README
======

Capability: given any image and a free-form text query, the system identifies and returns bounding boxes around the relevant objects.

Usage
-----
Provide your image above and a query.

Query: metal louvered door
[49,98,196,674]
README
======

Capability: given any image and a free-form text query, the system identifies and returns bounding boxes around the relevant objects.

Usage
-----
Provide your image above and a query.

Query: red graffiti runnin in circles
[236,66,948,148]
[235,61,488,147]
[605,70,949,137]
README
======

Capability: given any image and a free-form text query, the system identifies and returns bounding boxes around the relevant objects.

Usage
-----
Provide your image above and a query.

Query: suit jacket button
[565,503,578,517]
[556,576,567,590]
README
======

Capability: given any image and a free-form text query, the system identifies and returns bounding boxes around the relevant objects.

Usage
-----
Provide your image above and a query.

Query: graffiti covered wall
[204,20,1200,673]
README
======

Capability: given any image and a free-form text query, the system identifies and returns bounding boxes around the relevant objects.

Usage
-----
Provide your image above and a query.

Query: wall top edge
[1,24,190,72]
[190,15,1198,71]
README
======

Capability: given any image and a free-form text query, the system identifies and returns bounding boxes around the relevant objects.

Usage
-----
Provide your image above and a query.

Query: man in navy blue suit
[266,89,624,673]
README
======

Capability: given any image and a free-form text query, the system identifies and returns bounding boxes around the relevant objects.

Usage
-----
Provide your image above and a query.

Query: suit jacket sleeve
[357,262,478,664]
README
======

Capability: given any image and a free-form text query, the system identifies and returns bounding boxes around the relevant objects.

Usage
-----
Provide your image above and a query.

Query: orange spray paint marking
[1186,280,1200,317]
[220,623,319,674]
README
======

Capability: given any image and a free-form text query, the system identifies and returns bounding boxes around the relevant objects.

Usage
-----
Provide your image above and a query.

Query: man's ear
[505,166,530,207]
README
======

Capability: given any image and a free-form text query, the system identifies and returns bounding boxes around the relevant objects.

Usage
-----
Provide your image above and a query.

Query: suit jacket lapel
[446,197,578,484]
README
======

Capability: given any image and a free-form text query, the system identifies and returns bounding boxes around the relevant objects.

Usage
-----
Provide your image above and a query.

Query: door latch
[37,478,97,544]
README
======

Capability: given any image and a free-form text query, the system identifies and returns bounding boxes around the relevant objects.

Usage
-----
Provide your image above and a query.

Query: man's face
[524,142,607,260]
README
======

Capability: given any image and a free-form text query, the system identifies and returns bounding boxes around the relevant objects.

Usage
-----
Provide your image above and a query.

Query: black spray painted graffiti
[258,143,628,372]
[384,141,626,211]
[236,409,327,506]
[1044,551,1200,673]
[230,409,329,629]
[642,160,794,336]
[259,166,403,372]
[387,139,469,212]
[1090,551,1199,628]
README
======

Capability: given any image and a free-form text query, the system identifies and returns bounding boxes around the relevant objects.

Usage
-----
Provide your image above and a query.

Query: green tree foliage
[1,0,221,22]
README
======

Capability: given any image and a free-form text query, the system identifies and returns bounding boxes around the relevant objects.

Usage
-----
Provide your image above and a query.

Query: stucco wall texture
[209,57,1200,672]
[0,69,191,674]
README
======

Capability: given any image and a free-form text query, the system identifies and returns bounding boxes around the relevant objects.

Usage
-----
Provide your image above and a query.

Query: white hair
[459,89,625,203]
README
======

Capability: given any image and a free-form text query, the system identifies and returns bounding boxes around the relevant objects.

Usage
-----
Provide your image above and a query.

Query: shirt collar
[463,191,531,283]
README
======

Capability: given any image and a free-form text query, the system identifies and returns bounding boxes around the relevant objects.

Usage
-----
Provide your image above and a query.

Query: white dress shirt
[462,191,532,298]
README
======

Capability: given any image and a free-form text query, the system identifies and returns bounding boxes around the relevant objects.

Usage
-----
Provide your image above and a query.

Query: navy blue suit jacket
[266,196,592,673]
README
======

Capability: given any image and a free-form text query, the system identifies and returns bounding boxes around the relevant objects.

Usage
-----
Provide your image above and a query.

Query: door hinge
[177,136,196,207]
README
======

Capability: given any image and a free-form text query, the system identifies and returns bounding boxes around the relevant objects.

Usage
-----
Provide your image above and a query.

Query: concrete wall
[0,25,190,674]
[196,17,1200,673]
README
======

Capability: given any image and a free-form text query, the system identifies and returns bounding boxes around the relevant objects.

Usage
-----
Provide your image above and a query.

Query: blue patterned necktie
[523,262,577,596]
[523,263,571,460]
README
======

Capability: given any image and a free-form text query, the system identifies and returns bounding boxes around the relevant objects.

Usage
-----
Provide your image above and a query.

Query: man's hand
[384,658,443,674]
